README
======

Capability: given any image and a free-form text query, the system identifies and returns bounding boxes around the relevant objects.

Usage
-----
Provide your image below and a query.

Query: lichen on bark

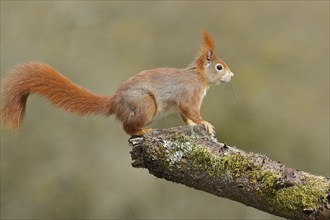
[129,125,330,220]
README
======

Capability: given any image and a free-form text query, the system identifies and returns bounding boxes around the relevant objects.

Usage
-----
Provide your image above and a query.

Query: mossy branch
[129,125,330,220]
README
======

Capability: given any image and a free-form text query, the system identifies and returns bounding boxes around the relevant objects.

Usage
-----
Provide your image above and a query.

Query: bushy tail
[1,62,113,130]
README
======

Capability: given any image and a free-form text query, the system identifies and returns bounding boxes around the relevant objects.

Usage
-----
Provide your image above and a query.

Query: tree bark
[129,125,330,220]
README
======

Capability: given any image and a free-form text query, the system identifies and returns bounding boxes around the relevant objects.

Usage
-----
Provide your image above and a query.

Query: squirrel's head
[197,31,234,85]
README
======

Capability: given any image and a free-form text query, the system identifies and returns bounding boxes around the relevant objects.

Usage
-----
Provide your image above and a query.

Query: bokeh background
[1,1,329,219]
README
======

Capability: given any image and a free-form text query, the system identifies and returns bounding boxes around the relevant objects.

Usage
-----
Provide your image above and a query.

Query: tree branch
[129,125,330,220]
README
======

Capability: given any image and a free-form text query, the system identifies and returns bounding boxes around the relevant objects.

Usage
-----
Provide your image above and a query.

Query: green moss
[188,144,329,217]
[260,171,281,192]
[260,173,329,217]
[270,182,328,216]
[190,147,216,169]
[223,154,250,176]
[145,133,329,218]
[144,133,329,218]
[190,146,270,178]
[189,145,282,193]
[169,132,192,143]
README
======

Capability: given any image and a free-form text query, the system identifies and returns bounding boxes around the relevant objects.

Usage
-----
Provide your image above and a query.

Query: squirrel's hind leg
[119,93,157,136]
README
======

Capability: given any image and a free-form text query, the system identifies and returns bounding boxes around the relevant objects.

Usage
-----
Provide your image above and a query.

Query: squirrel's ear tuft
[197,30,216,68]
[202,30,215,51]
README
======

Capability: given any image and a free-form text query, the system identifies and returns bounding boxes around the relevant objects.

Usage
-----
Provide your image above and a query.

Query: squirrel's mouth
[220,72,234,83]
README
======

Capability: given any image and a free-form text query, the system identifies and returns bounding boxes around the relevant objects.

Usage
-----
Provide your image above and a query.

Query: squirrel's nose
[230,72,234,78]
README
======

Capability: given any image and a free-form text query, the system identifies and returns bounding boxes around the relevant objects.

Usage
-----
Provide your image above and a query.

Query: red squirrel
[1,31,234,136]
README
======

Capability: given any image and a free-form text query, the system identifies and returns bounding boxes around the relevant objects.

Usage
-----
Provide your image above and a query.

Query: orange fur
[1,62,112,130]
[203,30,215,51]
[197,30,216,70]
[1,31,233,136]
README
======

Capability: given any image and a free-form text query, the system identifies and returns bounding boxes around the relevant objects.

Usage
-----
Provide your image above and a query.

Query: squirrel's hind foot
[130,128,154,136]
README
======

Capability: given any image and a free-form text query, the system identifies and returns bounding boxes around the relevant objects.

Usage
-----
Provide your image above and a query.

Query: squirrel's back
[111,66,207,119]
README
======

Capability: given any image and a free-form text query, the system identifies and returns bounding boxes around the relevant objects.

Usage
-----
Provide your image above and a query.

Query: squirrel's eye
[215,64,223,71]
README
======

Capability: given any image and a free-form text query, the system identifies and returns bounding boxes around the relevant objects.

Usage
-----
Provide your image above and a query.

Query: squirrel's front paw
[200,121,215,136]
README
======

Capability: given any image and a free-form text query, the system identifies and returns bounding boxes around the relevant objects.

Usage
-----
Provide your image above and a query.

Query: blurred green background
[1,1,329,219]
